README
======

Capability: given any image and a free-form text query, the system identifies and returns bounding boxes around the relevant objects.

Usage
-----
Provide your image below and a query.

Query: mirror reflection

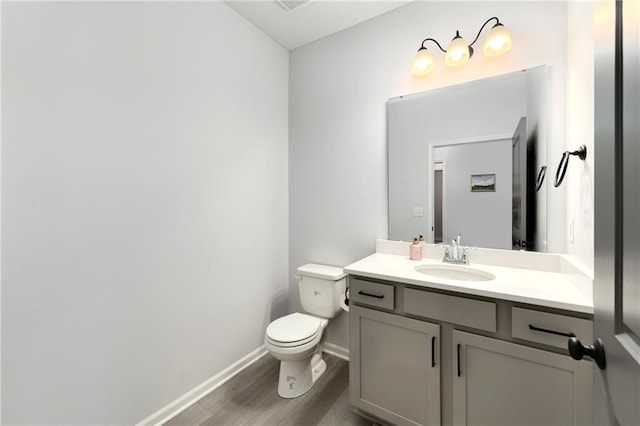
[388,66,548,251]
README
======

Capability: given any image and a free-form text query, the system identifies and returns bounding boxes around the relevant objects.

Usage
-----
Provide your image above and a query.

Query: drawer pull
[457,344,462,377]
[431,336,436,368]
[358,290,384,299]
[528,324,576,338]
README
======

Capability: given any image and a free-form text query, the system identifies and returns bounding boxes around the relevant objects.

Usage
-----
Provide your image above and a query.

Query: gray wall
[289,1,569,349]
[435,141,512,249]
[1,3,289,424]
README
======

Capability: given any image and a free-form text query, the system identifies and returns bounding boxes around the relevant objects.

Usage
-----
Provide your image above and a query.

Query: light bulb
[449,48,465,62]
[483,23,512,57]
[445,32,471,67]
[412,47,435,75]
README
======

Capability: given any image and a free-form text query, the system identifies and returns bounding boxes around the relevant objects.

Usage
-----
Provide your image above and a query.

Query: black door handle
[568,337,606,370]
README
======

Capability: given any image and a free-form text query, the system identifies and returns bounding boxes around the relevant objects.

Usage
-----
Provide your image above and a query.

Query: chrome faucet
[443,234,468,264]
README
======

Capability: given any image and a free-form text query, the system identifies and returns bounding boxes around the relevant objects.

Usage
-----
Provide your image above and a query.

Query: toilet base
[277,352,327,398]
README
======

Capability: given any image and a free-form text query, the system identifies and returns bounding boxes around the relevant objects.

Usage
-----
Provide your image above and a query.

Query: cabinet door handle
[528,324,576,338]
[357,290,384,299]
[457,344,462,377]
[431,336,436,367]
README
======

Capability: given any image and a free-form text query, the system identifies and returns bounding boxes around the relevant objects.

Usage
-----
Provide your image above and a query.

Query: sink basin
[414,264,496,282]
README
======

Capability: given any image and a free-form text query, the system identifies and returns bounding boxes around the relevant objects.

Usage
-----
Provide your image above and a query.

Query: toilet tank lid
[297,263,346,280]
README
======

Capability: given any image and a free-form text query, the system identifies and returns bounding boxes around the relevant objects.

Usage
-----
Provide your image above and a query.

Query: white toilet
[264,263,347,398]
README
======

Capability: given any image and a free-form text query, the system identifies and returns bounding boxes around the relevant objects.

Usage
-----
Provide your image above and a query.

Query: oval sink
[414,264,496,282]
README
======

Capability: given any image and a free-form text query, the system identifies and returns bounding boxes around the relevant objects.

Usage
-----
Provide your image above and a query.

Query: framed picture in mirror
[471,174,496,192]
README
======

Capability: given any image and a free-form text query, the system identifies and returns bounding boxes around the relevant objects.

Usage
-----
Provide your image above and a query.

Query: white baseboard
[323,342,349,361]
[137,346,268,426]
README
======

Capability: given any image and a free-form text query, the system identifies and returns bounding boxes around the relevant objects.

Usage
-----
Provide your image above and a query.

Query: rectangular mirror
[388,66,548,251]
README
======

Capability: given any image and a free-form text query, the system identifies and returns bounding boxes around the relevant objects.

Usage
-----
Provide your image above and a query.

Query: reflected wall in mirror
[388,66,548,251]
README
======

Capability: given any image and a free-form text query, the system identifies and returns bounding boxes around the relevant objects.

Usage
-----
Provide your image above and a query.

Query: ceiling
[224,0,414,50]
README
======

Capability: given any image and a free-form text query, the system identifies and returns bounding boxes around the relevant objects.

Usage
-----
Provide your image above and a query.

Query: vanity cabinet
[350,278,441,426]
[453,330,593,426]
[350,305,441,426]
[349,276,594,426]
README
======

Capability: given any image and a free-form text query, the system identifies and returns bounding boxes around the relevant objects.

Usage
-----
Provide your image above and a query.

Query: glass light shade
[445,36,471,67]
[412,48,435,75]
[483,24,512,57]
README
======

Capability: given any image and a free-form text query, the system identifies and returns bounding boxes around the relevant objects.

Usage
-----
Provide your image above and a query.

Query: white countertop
[344,241,594,314]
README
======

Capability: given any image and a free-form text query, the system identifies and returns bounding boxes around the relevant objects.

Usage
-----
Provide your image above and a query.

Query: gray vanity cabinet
[349,276,594,426]
[452,330,593,426]
[350,305,441,426]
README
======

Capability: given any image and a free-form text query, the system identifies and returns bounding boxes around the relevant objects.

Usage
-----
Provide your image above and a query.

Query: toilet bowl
[265,312,329,398]
[264,264,347,398]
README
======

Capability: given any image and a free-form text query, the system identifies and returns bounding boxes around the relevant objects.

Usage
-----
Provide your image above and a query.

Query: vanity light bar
[412,17,513,76]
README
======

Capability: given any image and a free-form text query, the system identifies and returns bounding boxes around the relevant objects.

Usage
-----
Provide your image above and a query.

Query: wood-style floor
[164,353,374,426]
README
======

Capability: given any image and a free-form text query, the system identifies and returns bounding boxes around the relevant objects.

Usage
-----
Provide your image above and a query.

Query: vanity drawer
[512,307,593,350]
[404,288,496,332]
[350,278,395,310]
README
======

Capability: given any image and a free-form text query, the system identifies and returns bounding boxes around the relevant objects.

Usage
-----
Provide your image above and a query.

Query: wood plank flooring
[165,353,374,426]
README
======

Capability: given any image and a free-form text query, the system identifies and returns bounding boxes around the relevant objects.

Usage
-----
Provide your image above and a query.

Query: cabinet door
[350,305,440,426]
[452,330,593,426]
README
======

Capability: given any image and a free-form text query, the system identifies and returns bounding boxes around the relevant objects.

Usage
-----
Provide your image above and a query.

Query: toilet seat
[265,332,319,348]
[264,329,323,360]
[265,313,326,348]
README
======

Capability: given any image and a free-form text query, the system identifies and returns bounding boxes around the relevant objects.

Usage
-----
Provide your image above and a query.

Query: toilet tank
[297,263,347,319]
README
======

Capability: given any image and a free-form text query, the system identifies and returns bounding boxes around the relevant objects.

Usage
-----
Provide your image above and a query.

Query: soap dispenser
[410,238,422,261]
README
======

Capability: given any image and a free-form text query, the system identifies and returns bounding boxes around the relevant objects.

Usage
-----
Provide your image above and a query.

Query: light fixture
[483,22,512,56]
[412,46,436,75]
[445,31,472,67]
[412,17,512,75]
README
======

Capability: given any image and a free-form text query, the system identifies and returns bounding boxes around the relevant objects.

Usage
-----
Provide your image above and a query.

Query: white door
[593,1,640,424]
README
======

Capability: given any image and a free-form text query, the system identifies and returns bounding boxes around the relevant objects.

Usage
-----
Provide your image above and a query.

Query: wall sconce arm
[419,38,447,53]
[468,16,501,47]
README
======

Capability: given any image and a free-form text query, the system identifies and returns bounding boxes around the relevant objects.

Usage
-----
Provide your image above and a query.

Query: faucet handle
[442,246,451,261]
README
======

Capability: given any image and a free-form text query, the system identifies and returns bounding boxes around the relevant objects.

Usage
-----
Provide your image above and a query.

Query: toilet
[264,263,347,398]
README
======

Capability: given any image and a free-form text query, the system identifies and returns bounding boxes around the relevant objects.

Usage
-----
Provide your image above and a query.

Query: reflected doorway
[434,161,445,244]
